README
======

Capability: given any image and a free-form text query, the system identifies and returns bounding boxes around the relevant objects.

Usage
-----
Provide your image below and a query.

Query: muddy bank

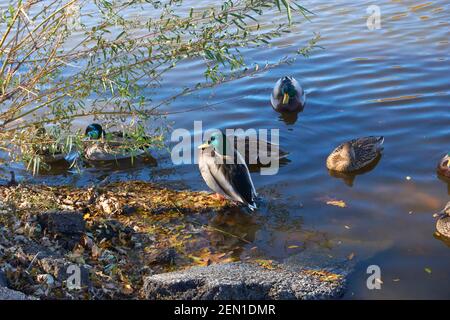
[0,181,349,299]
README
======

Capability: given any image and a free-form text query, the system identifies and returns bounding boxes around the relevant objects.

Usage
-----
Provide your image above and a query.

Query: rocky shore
[0,181,349,300]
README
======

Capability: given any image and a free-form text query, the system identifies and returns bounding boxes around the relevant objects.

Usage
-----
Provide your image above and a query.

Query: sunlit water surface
[1,0,450,299]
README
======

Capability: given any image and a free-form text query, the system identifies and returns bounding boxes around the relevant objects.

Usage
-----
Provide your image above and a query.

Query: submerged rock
[143,261,346,300]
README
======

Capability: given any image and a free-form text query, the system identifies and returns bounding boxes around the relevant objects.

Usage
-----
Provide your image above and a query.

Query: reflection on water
[3,0,450,298]
[328,155,383,187]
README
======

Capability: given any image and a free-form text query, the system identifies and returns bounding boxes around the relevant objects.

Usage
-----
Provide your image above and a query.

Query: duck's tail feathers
[376,136,384,151]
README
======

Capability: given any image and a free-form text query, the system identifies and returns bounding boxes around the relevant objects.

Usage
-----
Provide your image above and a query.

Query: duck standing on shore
[270,76,306,113]
[326,136,384,173]
[434,202,450,238]
[198,132,258,211]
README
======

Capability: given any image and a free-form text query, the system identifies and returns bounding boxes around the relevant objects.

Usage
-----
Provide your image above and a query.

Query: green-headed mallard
[198,132,258,211]
[434,202,450,238]
[270,76,306,112]
[437,153,450,178]
[83,123,148,161]
[326,136,384,172]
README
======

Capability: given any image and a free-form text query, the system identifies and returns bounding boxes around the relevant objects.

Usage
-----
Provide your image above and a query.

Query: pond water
[2,0,450,299]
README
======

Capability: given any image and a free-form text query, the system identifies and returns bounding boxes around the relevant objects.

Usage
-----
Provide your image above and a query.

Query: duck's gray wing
[218,162,256,207]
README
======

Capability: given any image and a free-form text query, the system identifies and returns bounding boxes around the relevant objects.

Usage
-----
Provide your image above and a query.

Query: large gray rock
[0,286,35,300]
[143,261,346,300]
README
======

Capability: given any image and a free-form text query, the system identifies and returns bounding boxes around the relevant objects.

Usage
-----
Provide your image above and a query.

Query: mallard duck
[433,202,450,238]
[34,127,78,165]
[198,132,258,211]
[229,135,288,166]
[270,76,306,112]
[437,153,450,178]
[326,136,384,172]
[83,123,148,161]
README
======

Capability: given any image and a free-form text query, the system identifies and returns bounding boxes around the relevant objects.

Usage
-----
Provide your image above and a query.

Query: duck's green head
[198,132,227,155]
[280,76,297,104]
[85,123,104,140]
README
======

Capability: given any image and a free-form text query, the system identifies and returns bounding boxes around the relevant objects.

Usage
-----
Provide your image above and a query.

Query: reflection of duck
[278,112,298,125]
[198,132,258,211]
[328,155,382,187]
[208,209,259,250]
[270,76,305,113]
[434,202,450,238]
[84,123,150,162]
[437,153,450,178]
[326,136,384,173]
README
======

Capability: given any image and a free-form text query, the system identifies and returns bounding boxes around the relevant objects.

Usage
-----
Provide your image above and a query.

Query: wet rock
[0,286,36,300]
[38,211,85,250]
[143,262,346,300]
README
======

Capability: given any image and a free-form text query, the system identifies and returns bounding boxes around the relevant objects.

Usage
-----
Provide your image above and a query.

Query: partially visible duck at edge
[433,202,450,238]
[437,153,450,178]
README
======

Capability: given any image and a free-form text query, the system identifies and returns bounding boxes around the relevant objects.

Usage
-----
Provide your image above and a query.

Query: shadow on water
[433,232,450,248]
[83,155,158,171]
[327,154,383,187]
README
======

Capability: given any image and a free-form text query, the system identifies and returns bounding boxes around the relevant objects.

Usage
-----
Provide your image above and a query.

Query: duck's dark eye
[211,136,215,141]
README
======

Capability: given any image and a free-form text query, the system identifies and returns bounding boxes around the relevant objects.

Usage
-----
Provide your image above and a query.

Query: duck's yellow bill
[447,161,450,168]
[198,143,209,149]
[282,93,289,104]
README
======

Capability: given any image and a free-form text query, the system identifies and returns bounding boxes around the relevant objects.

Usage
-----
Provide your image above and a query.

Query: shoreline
[0,181,348,300]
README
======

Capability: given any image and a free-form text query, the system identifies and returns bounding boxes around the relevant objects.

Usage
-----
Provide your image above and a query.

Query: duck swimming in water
[228,134,288,167]
[326,136,384,173]
[437,153,450,178]
[34,126,79,165]
[433,202,450,238]
[198,132,258,211]
[270,76,306,112]
[83,123,149,161]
